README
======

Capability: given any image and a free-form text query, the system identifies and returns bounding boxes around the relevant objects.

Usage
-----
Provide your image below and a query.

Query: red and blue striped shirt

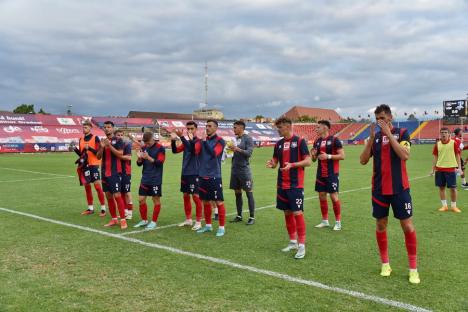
[273,135,310,190]
[371,128,410,195]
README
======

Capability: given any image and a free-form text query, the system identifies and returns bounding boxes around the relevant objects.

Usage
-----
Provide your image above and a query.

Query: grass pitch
[0,145,467,311]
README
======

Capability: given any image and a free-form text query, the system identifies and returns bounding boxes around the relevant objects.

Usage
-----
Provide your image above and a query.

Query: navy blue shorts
[276,188,304,212]
[79,166,101,185]
[139,184,162,197]
[198,177,224,201]
[121,174,131,193]
[315,175,339,193]
[372,189,413,220]
[102,175,122,194]
[180,175,199,194]
[435,171,457,188]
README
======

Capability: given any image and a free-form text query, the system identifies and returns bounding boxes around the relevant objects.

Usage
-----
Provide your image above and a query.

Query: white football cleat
[294,245,306,259]
[281,241,298,252]
[315,220,330,228]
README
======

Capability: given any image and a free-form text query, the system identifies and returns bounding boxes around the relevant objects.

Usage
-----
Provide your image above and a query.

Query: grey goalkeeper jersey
[231,134,254,175]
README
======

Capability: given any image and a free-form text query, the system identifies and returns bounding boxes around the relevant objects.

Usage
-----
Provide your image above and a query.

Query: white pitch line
[0,167,75,178]
[0,176,74,183]
[0,206,432,312]
[122,174,431,236]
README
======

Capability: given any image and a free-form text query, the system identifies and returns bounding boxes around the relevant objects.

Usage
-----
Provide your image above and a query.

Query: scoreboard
[443,100,467,117]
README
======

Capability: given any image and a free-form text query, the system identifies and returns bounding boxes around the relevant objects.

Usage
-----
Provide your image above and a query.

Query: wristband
[327,154,332,160]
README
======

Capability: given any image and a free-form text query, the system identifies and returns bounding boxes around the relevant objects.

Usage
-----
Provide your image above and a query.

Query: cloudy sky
[1,0,467,119]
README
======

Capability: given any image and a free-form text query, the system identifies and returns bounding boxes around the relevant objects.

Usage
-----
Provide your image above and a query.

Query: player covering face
[360,104,420,284]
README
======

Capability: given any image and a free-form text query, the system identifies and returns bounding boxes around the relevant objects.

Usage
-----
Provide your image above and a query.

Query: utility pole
[204,61,208,110]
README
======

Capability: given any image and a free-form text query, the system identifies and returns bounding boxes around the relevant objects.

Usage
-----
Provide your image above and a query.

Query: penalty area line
[0,206,431,312]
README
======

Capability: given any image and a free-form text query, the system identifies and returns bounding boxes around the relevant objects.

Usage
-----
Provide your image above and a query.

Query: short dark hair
[454,128,461,135]
[142,131,154,142]
[104,121,115,127]
[82,120,93,127]
[233,120,246,129]
[374,104,392,115]
[275,117,292,126]
[206,119,218,126]
[186,121,198,128]
[440,127,450,132]
[318,120,331,129]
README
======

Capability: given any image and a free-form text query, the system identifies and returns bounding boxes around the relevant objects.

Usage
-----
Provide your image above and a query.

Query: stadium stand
[291,123,348,144]
[156,119,280,146]
[0,112,104,153]
[1,111,465,153]
[336,123,367,141]
[416,120,466,140]
[92,117,154,128]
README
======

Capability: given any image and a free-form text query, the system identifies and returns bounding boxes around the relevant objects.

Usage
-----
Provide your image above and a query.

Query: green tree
[296,115,317,123]
[13,104,35,114]
[38,108,49,115]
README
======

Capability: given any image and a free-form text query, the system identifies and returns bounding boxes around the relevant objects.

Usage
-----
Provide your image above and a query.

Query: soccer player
[193,119,227,237]
[96,121,128,230]
[431,127,462,212]
[228,120,256,225]
[360,104,419,284]
[266,117,311,259]
[115,130,134,220]
[74,120,106,216]
[311,120,345,230]
[453,128,467,187]
[133,131,165,229]
[170,121,203,230]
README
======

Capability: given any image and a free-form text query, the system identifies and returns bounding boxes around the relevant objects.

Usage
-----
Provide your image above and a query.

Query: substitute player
[74,120,106,216]
[311,120,345,230]
[360,104,419,284]
[228,120,256,225]
[115,130,134,220]
[96,121,127,230]
[453,128,467,187]
[170,121,203,230]
[431,127,462,212]
[194,119,227,237]
[266,117,311,259]
[134,131,166,229]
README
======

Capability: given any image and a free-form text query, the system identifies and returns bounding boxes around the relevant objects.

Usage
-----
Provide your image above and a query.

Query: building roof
[281,105,342,122]
[127,111,193,120]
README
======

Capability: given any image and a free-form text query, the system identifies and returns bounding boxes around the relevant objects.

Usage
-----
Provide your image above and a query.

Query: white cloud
[0,0,467,118]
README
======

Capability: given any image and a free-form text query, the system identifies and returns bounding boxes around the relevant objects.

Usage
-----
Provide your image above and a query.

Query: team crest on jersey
[111,140,116,145]
[382,136,389,144]
[327,140,332,146]
[321,141,326,147]
[291,142,297,148]
[284,142,290,150]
